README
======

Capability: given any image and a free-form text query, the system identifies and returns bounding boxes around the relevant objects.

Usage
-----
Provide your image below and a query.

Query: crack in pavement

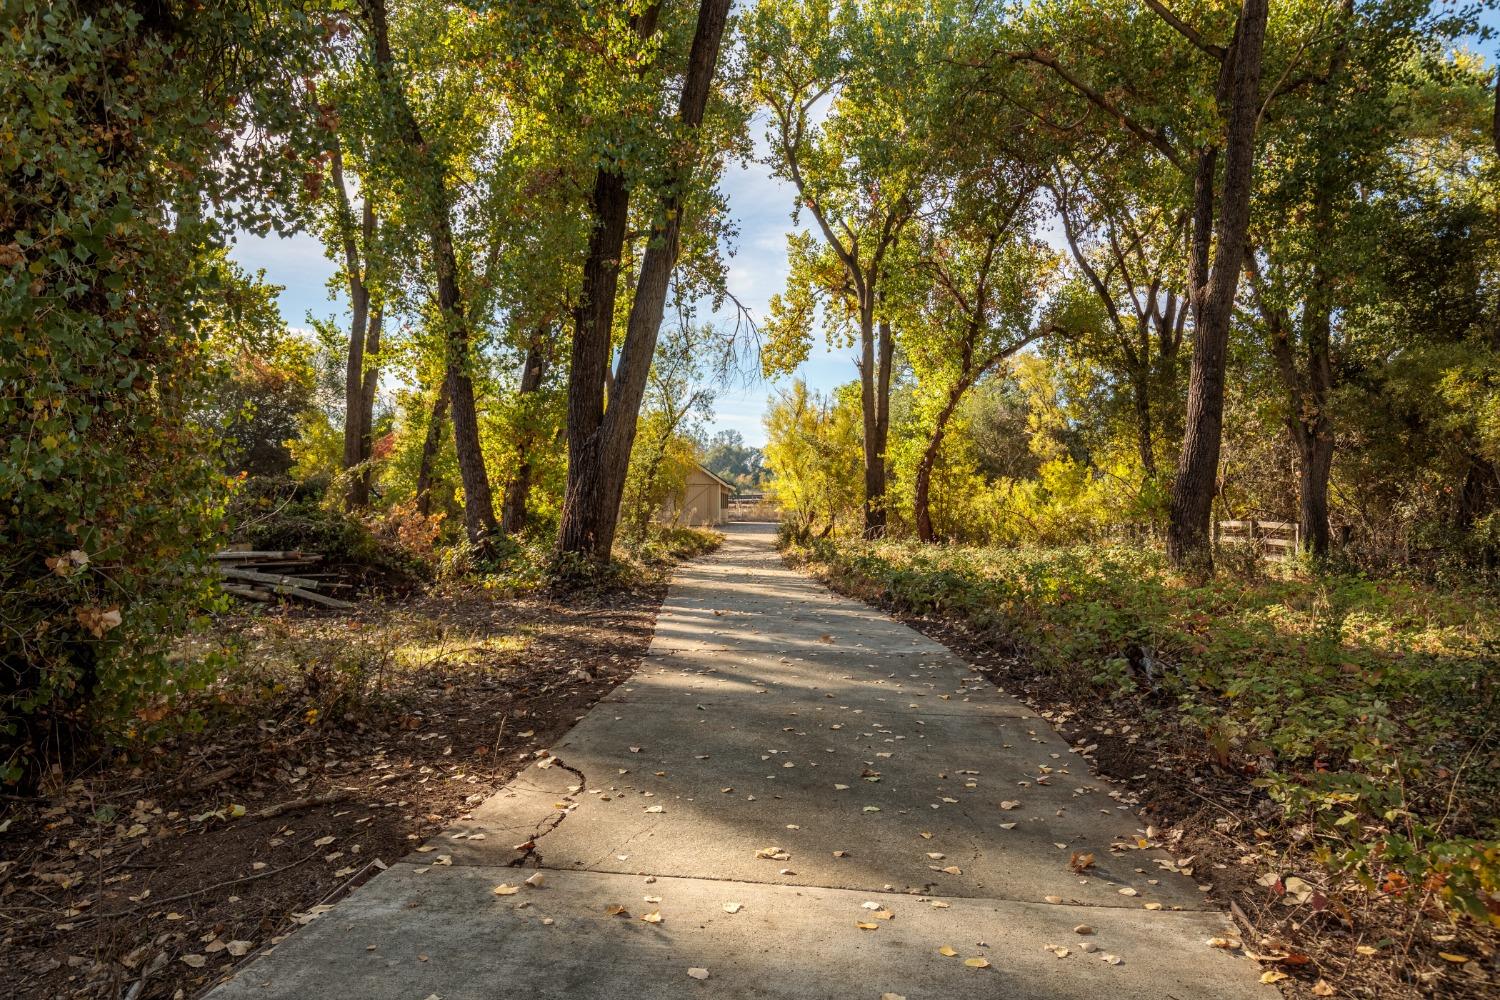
[506,756,588,869]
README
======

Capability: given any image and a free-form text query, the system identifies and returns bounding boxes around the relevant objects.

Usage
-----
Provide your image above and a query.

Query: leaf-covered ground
[0,554,701,1000]
[788,536,1498,999]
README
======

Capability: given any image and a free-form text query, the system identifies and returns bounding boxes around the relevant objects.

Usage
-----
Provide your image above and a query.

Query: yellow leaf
[939,945,957,957]
[1437,953,1471,963]
[641,911,663,924]
[492,884,519,896]
[1313,980,1335,996]
[1261,971,1288,984]
[964,957,991,969]
[856,921,879,930]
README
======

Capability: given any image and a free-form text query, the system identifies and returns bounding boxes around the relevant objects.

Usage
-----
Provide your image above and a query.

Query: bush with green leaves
[0,1,320,784]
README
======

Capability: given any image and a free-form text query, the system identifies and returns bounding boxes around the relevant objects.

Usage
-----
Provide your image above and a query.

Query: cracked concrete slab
[208,523,1272,999]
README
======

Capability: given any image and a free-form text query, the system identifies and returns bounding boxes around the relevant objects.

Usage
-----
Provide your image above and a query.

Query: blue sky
[229,10,1498,449]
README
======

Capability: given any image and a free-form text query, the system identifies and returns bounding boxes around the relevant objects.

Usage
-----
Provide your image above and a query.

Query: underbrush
[788,535,1498,983]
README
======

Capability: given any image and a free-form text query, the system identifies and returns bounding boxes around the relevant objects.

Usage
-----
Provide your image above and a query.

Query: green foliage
[0,1,321,782]
[793,535,1500,923]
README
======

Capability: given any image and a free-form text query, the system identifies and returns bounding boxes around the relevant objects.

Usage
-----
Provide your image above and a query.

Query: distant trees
[701,431,767,491]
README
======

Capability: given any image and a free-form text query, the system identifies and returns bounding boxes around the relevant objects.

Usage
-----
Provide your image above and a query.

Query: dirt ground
[0,578,671,1000]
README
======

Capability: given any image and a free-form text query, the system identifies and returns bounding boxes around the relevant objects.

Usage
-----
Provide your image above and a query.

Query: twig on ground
[249,789,353,821]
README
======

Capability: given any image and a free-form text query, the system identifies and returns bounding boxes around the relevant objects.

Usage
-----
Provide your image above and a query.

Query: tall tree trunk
[1297,430,1334,556]
[858,305,893,539]
[914,379,969,544]
[557,166,632,558]
[333,148,376,511]
[1296,258,1335,556]
[557,0,731,561]
[355,307,382,504]
[1166,0,1268,573]
[501,337,549,536]
[416,374,449,518]
[362,0,499,549]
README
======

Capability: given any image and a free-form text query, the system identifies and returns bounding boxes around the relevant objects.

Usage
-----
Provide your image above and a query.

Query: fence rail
[1216,518,1300,561]
[725,494,780,522]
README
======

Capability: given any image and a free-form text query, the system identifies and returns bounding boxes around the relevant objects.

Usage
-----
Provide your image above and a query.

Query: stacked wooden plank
[213,550,354,609]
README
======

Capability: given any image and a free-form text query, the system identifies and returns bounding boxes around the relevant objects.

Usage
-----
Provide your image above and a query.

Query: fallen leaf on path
[857,921,880,930]
[1101,954,1124,966]
[641,911,663,924]
[492,884,520,896]
[687,967,709,980]
[1073,924,1094,935]
[1313,981,1336,996]
[939,946,958,957]
[1261,971,1288,984]
[180,955,206,968]
[605,905,629,917]
[1000,801,1021,810]
[226,941,252,957]
[1069,851,1095,873]
[1438,953,1472,963]
[723,902,742,913]
[645,805,665,814]
[1118,887,1138,896]
[964,957,991,969]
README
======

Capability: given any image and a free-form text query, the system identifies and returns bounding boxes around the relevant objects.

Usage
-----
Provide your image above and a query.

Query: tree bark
[362,0,499,550]
[557,0,731,561]
[915,382,968,544]
[500,336,549,536]
[332,144,377,511]
[356,306,382,504]
[1166,0,1268,573]
[415,374,449,518]
[858,311,894,538]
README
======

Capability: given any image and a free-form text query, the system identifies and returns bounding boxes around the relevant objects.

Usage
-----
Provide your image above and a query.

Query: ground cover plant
[789,533,1498,995]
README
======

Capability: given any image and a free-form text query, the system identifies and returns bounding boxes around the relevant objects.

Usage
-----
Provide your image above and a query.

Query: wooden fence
[1215,519,1300,561]
[725,493,781,522]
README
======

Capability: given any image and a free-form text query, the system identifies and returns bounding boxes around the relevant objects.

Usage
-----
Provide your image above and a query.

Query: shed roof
[694,463,735,490]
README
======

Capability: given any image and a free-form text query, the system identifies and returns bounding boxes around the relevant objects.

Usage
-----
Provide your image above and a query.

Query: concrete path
[211,524,1270,1000]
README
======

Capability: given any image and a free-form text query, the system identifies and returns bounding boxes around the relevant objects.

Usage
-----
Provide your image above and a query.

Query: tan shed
[666,464,734,526]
